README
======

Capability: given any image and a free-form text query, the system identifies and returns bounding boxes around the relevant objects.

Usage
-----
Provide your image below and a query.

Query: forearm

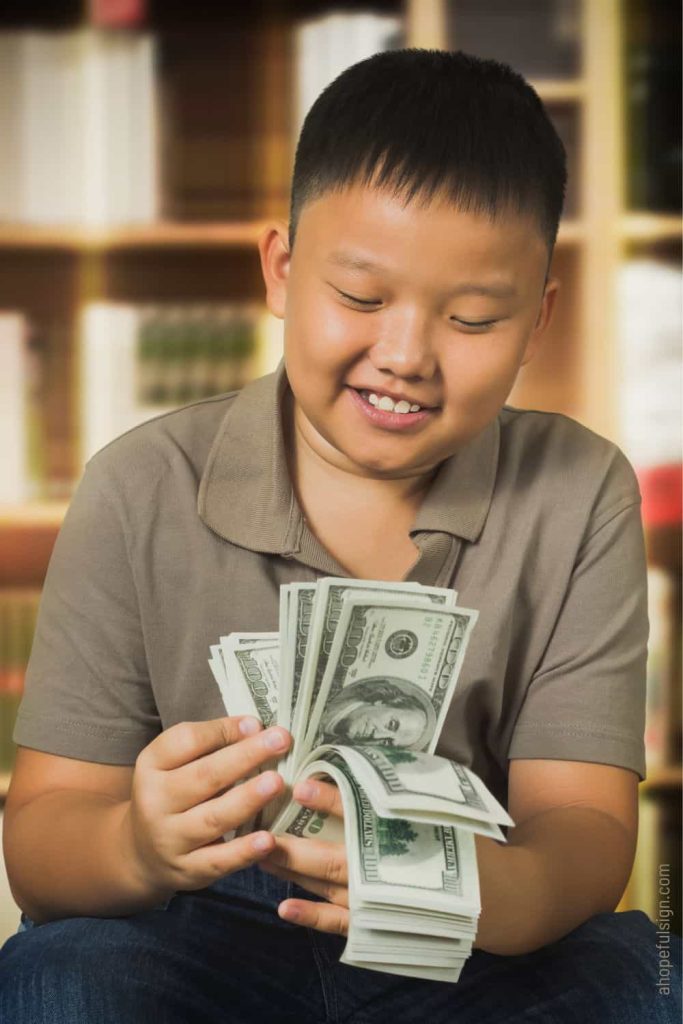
[4,791,174,924]
[473,806,635,956]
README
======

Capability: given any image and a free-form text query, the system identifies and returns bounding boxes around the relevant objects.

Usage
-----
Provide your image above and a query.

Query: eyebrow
[326,250,517,298]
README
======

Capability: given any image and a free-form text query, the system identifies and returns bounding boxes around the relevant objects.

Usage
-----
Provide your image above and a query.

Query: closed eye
[337,289,499,329]
[452,318,498,330]
[338,290,381,307]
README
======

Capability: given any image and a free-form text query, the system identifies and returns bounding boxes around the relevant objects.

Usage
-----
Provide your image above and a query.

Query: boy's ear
[257,220,291,320]
[520,276,561,366]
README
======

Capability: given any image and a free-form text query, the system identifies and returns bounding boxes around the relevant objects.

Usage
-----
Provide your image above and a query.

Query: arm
[3,747,164,923]
[4,718,292,924]
[261,758,638,957]
[473,757,638,955]
[6,795,169,924]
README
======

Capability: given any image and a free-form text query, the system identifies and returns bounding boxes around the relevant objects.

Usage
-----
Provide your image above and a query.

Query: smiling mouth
[349,387,438,412]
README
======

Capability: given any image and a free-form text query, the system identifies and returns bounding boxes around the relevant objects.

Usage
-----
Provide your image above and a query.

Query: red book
[636,463,682,528]
[88,0,147,28]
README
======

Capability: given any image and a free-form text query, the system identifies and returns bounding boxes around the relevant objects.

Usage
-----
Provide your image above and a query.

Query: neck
[283,389,439,511]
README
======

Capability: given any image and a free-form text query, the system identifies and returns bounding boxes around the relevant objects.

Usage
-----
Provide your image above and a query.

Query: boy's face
[259,183,559,482]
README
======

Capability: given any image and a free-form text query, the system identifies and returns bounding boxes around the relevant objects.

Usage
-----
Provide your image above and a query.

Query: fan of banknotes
[208,578,514,983]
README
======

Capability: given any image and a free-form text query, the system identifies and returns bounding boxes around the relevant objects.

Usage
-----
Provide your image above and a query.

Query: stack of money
[208,578,514,982]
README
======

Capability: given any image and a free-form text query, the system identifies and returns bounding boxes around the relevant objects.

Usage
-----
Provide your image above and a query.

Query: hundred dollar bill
[206,576,496,978]
[304,594,478,757]
[208,644,229,694]
[217,633,279,724]
[295,579,458,754]
[278,749,480,982]
[276,583,317,785]
[214,633,280,834]
[281,743,513,841]
[278,582,317,737]
[277,587,291,727]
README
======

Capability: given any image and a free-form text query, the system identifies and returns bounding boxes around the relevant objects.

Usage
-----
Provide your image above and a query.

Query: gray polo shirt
[14,360,649,810]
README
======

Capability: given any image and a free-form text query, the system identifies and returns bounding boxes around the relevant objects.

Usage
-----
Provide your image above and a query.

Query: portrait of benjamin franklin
[318,676,436,750]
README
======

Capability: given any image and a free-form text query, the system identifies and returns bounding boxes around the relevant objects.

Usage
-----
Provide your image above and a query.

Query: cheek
[318,309,369,365]
[440,334,525,403]
[294,289,368,358]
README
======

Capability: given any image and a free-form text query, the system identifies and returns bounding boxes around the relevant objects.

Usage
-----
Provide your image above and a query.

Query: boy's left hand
[258,778,349,936]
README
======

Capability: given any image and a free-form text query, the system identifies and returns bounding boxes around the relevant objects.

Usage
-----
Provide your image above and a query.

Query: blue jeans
[0,865,680,1023]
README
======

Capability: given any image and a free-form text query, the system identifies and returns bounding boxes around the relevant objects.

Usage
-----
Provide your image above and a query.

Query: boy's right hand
[121,715,291,898]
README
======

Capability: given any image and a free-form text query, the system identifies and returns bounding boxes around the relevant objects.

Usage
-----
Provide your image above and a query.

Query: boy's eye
[338,290,381,307]
[452,318,498,331]
[337,290,498,330]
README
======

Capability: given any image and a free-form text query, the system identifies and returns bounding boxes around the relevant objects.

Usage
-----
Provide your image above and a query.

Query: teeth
[363,391,422,414]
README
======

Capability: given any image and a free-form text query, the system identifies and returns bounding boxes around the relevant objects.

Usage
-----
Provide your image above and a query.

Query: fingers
[261,860,349,908]
[175,769,287,851]
[163,720,291,814]
[278,897,349,937]
[142,716,261,772]
[260,833,348,887]
[184,828,280,883]
[293,778,344,819]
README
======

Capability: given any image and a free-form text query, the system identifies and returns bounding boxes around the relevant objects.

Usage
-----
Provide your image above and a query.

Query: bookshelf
[0,222,272,250]
[0,0,680,928]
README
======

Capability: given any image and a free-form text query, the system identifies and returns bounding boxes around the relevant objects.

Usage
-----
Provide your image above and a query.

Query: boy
[1,48,680,1022]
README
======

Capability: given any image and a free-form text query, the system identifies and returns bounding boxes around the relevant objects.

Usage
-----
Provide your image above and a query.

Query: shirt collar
[198,359,500,555]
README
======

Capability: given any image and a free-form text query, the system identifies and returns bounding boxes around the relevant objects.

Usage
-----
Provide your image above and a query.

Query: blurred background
[0,0,680,938]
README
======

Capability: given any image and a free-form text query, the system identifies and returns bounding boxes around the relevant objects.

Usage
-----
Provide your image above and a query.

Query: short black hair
[289,48,567,267]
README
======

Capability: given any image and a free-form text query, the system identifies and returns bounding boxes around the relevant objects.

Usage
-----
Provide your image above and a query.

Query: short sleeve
[508,453,649,780]
[13,457,161,764]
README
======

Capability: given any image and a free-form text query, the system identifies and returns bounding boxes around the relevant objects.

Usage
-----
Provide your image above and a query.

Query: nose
[369,307,437,381]
[372,723,392,739]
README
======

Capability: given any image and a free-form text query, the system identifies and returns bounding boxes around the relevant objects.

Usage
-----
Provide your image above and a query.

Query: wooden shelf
[0,217,585,251]
[641,765,682,792]
[620,213,682,242]
[0,502,70,529]
[0,220,274,251]
[528,78,587,103]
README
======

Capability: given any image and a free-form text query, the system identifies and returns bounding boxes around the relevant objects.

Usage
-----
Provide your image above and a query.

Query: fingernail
[252,833,272,852]
[256,772,280,796]
[239,717,261,737]
[296,781,316,801]
[280,902,300,922]
[264,728,288,751]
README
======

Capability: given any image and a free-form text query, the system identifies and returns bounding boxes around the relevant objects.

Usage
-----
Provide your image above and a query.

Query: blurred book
[444,0,581,80]
[88,0,147,29]
[441,1,582,220]
[0,312,45,504]
[293,11,404,142]
[623,0,682,213]
[645,567,676,772]
[157,24,291,220]
[0,589,40,773]
[637,464,682,532]
[0,27,158,225]
[79,301,284,465]
[616,259,682,472]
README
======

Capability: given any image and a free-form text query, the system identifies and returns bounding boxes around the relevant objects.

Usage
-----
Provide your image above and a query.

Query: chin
[342,447,422,477]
